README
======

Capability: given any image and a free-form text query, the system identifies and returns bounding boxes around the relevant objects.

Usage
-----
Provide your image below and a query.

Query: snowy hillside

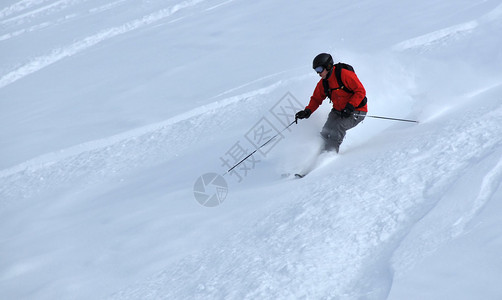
[1,0,502,299]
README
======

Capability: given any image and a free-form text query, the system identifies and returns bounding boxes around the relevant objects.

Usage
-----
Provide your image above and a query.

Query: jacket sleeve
[342,69,366,108]
[305,80,326,113]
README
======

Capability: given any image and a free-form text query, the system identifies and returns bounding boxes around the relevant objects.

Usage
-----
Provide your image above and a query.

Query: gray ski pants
[320,109,366,152]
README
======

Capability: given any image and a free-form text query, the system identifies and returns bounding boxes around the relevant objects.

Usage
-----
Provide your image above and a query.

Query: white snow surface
[1,0,502,299]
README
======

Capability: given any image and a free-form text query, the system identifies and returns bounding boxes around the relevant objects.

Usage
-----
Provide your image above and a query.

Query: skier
[295,53,368,153]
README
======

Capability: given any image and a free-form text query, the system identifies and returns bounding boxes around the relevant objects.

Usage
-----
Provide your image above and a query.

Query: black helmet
[312,53,333,71]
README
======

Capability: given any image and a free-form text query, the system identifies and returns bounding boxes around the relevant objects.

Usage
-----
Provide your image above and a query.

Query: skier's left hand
[341,103,355,118]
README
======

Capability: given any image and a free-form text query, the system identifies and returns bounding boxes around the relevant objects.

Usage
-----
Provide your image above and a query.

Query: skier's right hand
[295,109,312,120]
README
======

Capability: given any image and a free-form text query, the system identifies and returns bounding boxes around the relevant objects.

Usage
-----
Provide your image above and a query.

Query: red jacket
[306,66,367,113]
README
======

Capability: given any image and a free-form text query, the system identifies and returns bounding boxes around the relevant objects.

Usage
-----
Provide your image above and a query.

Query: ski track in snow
[392,3,502,53]
[0,78,287,204]
[446,151,502,239]
[0,0,86,26]
[109,85,502,299]
[0,0,51,20]
[392,21,478,52]
[0,0,130,41]
[0,0,216,89]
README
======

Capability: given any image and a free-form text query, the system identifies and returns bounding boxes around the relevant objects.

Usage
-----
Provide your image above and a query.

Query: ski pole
[354,113,419,123]
[227,120,296,173]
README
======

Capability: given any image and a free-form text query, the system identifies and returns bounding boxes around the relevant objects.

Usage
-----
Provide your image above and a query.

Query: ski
[295,151,338,179]
[281,149,338,180]
[280,172,306,179]
[279,172,308,179]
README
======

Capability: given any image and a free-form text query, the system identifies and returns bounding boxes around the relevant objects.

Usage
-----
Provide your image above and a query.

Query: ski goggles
[314,66,324,73]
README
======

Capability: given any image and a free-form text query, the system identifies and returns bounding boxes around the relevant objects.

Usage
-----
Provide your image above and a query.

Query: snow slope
[1,0,502,299]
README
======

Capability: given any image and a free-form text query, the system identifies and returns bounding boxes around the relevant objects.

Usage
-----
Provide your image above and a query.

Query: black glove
[340,103,355,118]
[295,109,312,120]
